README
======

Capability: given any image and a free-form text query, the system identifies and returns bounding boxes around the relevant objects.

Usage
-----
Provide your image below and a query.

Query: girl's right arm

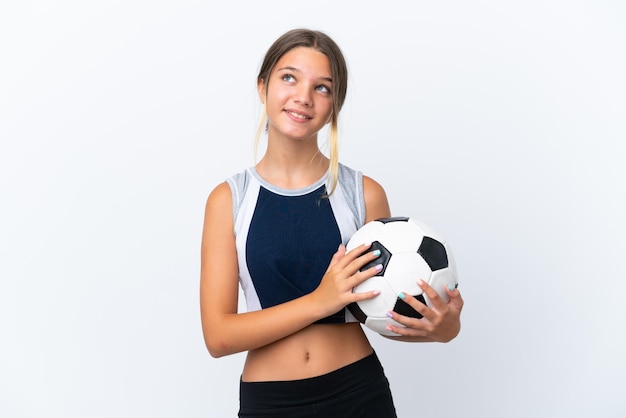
[199,182,381,358]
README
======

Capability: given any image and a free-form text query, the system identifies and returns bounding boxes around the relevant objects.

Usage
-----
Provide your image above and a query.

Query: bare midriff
[241,322,373,382]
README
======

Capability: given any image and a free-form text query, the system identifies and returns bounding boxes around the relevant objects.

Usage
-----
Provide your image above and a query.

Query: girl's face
[259,47,334,143]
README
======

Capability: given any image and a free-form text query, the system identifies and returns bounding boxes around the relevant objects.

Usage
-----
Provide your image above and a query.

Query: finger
[417,279,447,312]
[347,262,383,288]
[446,285,464,311]
[342,244,383,276]
[326,244,346,270]
[391,292,432,324]
[335,242,372,268]
[385,297,437,338]
[350,288,381,303]
[345,242,372,256]
[384,313,429,338]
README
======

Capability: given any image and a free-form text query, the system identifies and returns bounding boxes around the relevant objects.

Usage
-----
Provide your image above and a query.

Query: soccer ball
[346,217,458,336]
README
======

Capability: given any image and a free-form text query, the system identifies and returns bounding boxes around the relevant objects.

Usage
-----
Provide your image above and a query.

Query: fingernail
[372,289,381,296]
[448,284,455,291]
[417,279,425,286]
[375,264,383,271]
[373,249,381,257]
[385,311,393,318]
[398,292,406,300]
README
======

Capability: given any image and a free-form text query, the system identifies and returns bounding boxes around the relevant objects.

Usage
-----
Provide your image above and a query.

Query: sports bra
[226,163,366,323]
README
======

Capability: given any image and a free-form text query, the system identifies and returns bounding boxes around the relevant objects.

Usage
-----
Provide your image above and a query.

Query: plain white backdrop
[1,1,625,417]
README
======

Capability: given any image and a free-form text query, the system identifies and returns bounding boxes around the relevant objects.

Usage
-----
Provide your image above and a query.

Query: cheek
[265,88,287,109]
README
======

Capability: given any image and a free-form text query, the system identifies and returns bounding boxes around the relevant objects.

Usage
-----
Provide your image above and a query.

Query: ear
[257,78,266,104]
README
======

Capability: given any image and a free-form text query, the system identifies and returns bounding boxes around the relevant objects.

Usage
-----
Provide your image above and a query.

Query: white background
[1,1,625,417]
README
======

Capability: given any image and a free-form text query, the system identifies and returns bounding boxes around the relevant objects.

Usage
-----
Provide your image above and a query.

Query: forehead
[273,47,332,77]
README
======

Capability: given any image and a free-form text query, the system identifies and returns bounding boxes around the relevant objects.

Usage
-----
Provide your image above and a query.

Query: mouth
[284,109,312,121]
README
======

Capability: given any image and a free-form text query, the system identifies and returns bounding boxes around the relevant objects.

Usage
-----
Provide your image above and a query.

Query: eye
[316,84,331,94]
[281,74,296,83]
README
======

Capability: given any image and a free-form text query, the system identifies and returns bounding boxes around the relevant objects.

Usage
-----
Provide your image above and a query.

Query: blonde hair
[255,29,348,195]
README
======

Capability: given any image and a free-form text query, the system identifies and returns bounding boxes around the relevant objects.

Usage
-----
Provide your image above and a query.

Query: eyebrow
[276,66,332,83]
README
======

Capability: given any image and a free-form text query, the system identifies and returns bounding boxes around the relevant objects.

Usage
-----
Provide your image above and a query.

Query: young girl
[200,28,463,418]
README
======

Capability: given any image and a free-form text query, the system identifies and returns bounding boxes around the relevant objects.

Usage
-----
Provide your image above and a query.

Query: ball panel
[346,302,367,324]
[445,241,459,278]
[377,221,424,253]
[425,268,456,305]
[376,217,410,224]
[393,294,425,319]
[345,220,385,252]
[407,218,446,243]
[383,252,431,296]
[364,317,403,336]
[351,275,398,316]
[359,241,391,275]
[418,236,448,271]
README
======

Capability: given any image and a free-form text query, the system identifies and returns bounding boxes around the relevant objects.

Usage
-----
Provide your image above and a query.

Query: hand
[311,243,382,318]
[386,279,464,342]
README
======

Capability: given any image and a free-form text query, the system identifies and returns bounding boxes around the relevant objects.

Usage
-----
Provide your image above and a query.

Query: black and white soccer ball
[346,217,458,336]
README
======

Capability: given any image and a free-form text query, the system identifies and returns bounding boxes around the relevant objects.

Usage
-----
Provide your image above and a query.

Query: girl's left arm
[362,175,464,343]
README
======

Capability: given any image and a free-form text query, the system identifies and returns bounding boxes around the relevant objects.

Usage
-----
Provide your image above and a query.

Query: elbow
[201,315,244,358]
[207,345,230,359]
[204,337,225,358]
[201,318,231,357]
[207,347,226,359]
[204,334,236,358]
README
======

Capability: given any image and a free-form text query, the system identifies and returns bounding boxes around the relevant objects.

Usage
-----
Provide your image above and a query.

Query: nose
[294,84,313,107]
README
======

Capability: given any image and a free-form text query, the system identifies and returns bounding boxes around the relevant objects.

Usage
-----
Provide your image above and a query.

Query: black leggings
[238,352,397,417]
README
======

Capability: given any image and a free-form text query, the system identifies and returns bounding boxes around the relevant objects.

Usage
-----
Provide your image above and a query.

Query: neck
[256,138,329,190]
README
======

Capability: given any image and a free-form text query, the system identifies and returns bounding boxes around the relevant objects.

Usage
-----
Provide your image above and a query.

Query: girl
[200,28,463,417]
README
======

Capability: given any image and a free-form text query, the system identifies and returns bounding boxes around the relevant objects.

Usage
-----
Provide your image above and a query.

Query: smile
[285,110,312,120]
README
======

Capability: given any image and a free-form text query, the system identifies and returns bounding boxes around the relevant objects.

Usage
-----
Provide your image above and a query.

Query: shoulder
[362,175,386,197]
[362,175,391,222]
[207,181,232,201]
[206,168,254,220]
[204,181,232,219]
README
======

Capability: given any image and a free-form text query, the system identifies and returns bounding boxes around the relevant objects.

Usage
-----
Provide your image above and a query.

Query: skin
[199,47,464,382]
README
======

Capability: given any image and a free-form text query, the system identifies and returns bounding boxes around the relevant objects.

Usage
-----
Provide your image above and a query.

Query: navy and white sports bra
[226,163,366,324]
